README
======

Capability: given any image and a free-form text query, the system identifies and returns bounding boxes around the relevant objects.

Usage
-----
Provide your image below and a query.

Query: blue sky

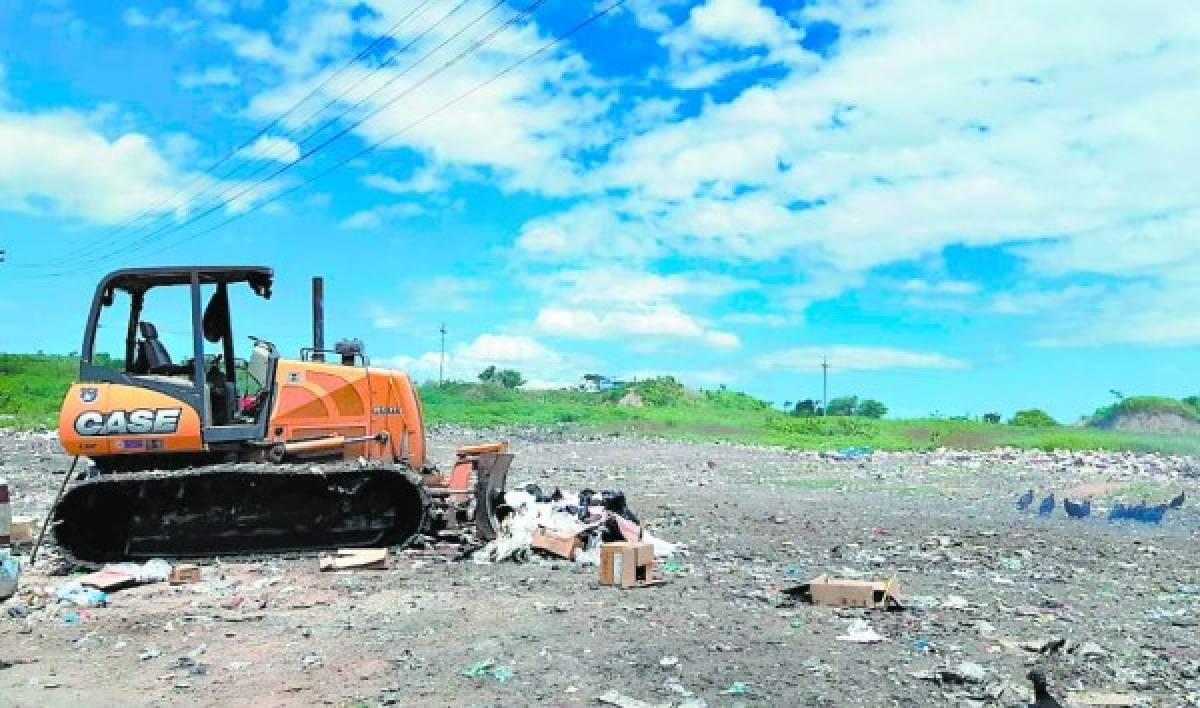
[0,0,1197,420]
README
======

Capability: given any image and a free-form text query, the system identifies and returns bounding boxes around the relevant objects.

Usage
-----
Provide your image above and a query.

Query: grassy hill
[3,353,1197,454]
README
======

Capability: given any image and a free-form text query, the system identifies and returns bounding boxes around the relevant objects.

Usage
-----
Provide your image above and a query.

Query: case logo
[74,408,182,436]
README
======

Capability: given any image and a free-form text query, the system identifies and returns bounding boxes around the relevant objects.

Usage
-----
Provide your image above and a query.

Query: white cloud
[178,66,241,89]
[755,345,968,372]
[366,304,407,330]
[244,0,612,195]
[515,0,1200,335]
[660,0,808,88]
[338,202,425,229]
[379,333,576,386]
[535,304,740,350]
[195,0,232,16]
[0,108,191,224]
[123,7,199,34]
[236,135,300,162]
[895,279,979,296]
[362,164,448,195]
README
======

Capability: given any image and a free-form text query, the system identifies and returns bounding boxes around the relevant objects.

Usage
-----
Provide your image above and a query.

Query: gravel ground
[2,426,1199,707]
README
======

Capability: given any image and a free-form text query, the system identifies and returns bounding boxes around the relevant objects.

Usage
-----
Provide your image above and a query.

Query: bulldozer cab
[80,266,278,442]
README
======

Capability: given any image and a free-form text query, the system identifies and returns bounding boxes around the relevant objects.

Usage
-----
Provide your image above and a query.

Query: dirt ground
[2,427,1199,707]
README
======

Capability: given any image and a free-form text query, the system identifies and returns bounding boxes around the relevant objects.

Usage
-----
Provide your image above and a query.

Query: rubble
[0,429,1198,705]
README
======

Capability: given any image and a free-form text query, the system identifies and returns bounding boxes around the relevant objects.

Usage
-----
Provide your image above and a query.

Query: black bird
[1063,498,1091,519]
[1027,670,1062,707]
[1169,491,1186,509]
[1016,489,1035,511]
[1037,493,1055,516]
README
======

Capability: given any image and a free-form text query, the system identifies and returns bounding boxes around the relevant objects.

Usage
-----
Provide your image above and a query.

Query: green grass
[2,353,1198,454]
[0,353,78,428]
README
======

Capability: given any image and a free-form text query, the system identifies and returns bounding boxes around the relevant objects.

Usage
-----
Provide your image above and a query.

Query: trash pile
[475,485,682,565]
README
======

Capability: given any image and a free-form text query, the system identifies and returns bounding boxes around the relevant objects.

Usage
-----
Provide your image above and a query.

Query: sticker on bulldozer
[74,408,182,436]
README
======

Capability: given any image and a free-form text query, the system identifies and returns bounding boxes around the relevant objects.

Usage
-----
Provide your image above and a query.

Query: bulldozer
[50,265,509,563]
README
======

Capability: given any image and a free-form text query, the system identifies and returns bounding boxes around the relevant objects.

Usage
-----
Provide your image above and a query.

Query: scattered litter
[836,619,886,643]
[597,690,665,708]
[169,564,202,585]
[600,541,662,588]
[0,552,18,601]
[530,527,580,560]
[1066,691,1140,706]
[55,582,107,607]
[318,548,387,571]
[461,659,514,683]
[9,515,34,544]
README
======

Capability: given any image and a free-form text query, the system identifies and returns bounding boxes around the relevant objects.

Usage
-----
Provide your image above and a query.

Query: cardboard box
[599,541,659,588]
[169,563,202,585]
[790,574,902,609]
[319,548,388,571]
[10,516,35,544]
[531,527,581,560]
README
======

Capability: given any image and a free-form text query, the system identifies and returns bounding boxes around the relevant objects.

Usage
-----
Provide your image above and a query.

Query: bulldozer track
[51,461,431,565]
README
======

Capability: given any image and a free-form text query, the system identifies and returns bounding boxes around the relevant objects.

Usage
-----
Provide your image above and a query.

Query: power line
[13,0,438,270]
[25,0,626,279]
[28,0,516,277]
[112,0,626,265]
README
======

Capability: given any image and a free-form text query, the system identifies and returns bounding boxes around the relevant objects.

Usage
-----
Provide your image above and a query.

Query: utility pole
[438,323,446,386]
[821,356,830,415]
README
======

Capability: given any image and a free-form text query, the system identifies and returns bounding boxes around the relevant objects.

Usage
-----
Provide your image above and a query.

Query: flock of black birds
[1016,489,1185,522]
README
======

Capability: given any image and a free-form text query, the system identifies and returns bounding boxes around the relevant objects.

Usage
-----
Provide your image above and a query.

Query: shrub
[982,412,1002,424]
[1010,409,1058,427]
[855,399,888,419]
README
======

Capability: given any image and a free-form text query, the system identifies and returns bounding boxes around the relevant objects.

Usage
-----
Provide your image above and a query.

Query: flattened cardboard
[80,569,138,592]
[319,548,388,571]
[531,527,581,560]
[169,563,202,585]
[786,574,903,610]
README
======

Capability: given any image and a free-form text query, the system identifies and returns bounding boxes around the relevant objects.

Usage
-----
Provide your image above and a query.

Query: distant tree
[1183,395,1200,412]
[496,369,525,389]
[477,365,497,384]
[792,399,821,417]
[982,412,1002,424]
[1009,409,1058,427]
[1109,389,1125,401]
[855,399,888,419]
[826,395,859,416]
[783,400,793,412]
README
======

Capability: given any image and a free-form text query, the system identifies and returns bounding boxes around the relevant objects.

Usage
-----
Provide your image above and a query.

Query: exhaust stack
[312,276,325,362]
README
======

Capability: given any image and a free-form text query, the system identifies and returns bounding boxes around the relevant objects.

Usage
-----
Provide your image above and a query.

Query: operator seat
[135,321,191,376]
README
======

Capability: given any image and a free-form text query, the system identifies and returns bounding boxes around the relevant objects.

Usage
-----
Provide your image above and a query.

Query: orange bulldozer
[50,266,509,563]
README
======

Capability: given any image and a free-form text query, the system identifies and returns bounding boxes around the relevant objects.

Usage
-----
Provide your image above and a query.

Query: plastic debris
[54,582,107,607]
[461,659,514,683]
[0,552,18,601]
[836,619,886,643]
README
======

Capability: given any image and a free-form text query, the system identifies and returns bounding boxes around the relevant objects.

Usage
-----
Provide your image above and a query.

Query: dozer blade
[474,452,513,541]
[51,463,429,564]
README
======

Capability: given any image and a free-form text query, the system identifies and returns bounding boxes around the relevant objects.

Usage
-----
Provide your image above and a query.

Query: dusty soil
[1096,412,1200,436]
[2,427,1200,707]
